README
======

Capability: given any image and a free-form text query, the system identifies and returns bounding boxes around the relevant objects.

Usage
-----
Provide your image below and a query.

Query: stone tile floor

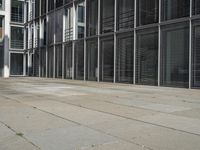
[0,77,200,150]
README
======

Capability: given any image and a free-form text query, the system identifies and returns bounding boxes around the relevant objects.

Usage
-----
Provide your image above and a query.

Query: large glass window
[33,50,39,77]
[161,23,189,88]
[64,7,73,42]
[48,13,54,45]
[86,39,98,81]
[40,48,46,78]
[10,53,24,75]
[162,0,190,21]
[11,0,24,23]
[56,0,63,8]
[100,0,114,34]
[77,2,85,39]
[0,0,5,10]
[0,45,4,76]
[117,0,134,30]
[55,45,62,78]
[74,40,84,80]
[86,0,98,36]
[35,0,40,18]
[192,21,200,88]
[48,0,54,11]
[100,37,114,82]
[193,0,200,15]
[11,26,24,49]
[0,17,4,41]
[137,0,158,26]
[136,28,158,85]
[41,0,46,15]
[64,43,72,79]
[116,33,134,83]
[47,46,54,78]
[55,10,63,43]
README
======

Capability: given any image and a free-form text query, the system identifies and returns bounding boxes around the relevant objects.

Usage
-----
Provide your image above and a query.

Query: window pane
[162,0,190,21]
[11,0,24,23]
[40,48,46,77]
[192,21,200,88]
[55,45,62,78]
[47,46,54,78]
[136,29,158,85]
[11,26,24,49]
[64,7,73,42]
[48,13,54,45]
[161,23,189,88]
[193,0,200,15]
[100,37,114,82]
[64,43,72,79]
[74,40,84,80]
[10,53,24,75]
[33,50,39,77]
[86,39,98,81]
[116,33,134,83]
[86,0,98,36]
[55,9,63,43]
[101,0,114,33]
[117,0,134,30]
[137,0,158,26]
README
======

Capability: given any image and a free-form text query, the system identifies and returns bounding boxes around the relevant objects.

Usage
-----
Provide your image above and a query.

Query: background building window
[47,46,54,78]
[11,26,24,49]
[116,33,134,83]
[11,0,24,23]
[162,0,190,21]
[64,7,73,42]
[161,23,189,88]
[137,0,158,26]
[55,45,62,78]
[10,53,24,75]
[136,28,158,85]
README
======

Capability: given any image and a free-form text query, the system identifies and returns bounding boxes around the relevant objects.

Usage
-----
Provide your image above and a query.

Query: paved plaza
[0,78,200,150]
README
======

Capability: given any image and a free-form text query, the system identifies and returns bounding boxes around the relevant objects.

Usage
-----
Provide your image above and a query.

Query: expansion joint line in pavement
[2,96,154,150]
[0,121,41,150]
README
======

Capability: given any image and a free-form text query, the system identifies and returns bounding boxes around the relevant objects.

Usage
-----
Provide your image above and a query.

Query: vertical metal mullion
[84,0,87,81]
[189,0,193,89]
[97,0,101,82]
[62,8,65,79]
[133,0,137,84]
[53,0,56,78]
[158,0,161,86]
[114,0,117,83]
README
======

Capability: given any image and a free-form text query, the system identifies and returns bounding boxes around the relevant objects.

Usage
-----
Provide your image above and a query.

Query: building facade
[0,0,200,89]
[0,0,25,77]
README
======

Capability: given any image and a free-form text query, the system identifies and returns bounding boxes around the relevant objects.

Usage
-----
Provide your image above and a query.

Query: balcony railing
[11,13,24,23]
[65,28,73,42]
[11,40,24,49]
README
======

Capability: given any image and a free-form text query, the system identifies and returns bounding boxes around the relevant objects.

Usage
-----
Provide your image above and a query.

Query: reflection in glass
[162,0,190,21]
[136,29,158,85]
[137,0,158,26]
[161,23,189,88]
[116,33,134,83]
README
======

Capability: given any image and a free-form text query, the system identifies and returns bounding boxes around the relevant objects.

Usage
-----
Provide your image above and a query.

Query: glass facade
[22,0,200,89]
[162,0,190,21]
[116,33,134,83]
[192,21,200,87]
[10,53,24,75]
[137,0,158,26]
[136,29,158,85]
[161,23,189,88]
